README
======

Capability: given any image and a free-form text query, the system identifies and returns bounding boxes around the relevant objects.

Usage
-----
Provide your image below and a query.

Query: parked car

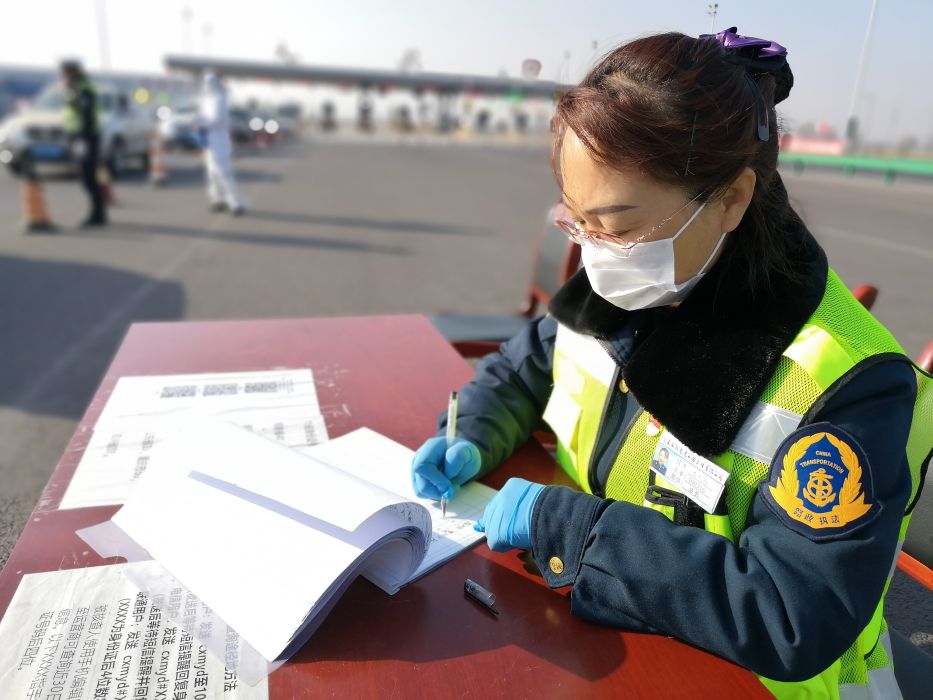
[156,102,203,151]
[244,107,281,145]
[0,80,153,177]
[275,102,303,140]
[228,107,254,146]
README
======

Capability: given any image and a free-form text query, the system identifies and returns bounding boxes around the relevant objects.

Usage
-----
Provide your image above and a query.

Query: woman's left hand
[474,478,545,552]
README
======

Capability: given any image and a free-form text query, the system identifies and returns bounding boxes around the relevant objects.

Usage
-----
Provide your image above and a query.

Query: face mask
[581,201,727,310]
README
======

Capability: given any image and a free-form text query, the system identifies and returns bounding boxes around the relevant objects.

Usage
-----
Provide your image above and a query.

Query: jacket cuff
[530,486,604,588]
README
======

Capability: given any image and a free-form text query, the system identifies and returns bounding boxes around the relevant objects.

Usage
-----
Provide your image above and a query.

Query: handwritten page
[302,427,496,581]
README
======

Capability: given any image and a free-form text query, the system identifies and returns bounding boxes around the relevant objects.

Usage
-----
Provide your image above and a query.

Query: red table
[0,315,770,698]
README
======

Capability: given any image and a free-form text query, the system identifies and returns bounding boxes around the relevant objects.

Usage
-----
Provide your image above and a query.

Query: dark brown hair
[552,31,801,293]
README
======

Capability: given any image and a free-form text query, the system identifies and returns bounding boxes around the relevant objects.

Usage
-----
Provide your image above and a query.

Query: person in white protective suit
[199,73,246,215]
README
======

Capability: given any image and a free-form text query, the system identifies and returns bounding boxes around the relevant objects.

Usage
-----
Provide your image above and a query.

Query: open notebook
[103,420,495,664]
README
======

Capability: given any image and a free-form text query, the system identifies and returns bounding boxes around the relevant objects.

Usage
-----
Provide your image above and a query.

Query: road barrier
[20,177,57,233]
[779,153,933,184]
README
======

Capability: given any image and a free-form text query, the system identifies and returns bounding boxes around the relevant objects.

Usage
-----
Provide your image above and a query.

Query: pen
[464,578,499,615]
[442,391,458,518]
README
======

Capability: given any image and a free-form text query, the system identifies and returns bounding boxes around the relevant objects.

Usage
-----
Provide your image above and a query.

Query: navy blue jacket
[438,226,918,682]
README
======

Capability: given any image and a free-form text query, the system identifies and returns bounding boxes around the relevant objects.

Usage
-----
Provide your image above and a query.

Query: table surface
[0,314,770,698]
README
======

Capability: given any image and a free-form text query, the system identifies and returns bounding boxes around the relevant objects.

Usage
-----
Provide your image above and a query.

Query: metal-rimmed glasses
[553,192,707,254]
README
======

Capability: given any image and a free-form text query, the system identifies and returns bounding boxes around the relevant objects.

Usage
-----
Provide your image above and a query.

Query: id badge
[650,431,729,514]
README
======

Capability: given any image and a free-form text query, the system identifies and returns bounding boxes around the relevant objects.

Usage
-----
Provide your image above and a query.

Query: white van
[0,80,153,177]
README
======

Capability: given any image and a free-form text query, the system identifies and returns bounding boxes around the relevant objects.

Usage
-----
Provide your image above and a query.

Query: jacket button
[619,378,629,393]
[549,556,564,575]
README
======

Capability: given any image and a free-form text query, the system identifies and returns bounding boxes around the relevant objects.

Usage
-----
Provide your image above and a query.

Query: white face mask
[581,201,727,310]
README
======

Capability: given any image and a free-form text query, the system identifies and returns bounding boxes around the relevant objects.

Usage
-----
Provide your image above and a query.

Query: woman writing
[411,29,930,698]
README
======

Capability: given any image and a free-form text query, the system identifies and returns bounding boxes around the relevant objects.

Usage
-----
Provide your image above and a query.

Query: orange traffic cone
[149,131,167,185]
[20,177,57,233]
[97,164,116,206]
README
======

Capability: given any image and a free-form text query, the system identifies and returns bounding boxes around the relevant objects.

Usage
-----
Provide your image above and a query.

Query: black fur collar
[548,220,828,458]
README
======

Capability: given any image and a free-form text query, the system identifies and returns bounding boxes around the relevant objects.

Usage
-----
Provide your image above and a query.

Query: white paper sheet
[0,564,267,699]
[95,370,322,427]
[302,427,496,581]
[60,370,329,510]
[111,421,430,662]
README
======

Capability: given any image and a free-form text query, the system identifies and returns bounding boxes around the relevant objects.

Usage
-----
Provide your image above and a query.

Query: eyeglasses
[553,192,706,254]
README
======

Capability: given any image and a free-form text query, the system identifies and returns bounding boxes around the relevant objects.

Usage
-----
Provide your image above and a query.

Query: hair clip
[701,27,785,141]
[746,75,770,142]
[698,26,787,61]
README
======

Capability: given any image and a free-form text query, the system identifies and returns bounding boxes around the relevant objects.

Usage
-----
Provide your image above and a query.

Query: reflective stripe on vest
[548,334,810,490]
[545,323,617,488]
[63,79,97,135]
[543,269,930,700]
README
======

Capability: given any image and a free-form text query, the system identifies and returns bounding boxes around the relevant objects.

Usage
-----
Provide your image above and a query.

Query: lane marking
[813,226,933,262]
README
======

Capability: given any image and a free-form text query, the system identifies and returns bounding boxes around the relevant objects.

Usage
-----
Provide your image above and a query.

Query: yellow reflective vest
[62,78,98,136]
[544,268,932,699]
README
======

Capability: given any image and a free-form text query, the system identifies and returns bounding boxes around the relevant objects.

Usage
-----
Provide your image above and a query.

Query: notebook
[107,420,495,663]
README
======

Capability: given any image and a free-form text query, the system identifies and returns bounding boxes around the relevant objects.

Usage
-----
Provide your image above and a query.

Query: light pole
[203,23,213,57]
[182,7,193,54]
[846,0,879,149]
[708,3,719,34]
[95,0,111,70]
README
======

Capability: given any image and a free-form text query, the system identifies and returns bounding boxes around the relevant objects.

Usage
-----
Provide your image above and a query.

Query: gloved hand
[411,436,482,500]
[474,478,545,552]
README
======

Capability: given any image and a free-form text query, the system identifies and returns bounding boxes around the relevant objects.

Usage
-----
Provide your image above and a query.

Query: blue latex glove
[474,478,545,552]
[411,436,482,500]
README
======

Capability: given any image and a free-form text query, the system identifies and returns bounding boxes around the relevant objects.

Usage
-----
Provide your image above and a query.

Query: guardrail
[778,153,933,183]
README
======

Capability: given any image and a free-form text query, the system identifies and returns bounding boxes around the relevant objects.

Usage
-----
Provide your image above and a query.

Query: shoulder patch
[759,422,881,541]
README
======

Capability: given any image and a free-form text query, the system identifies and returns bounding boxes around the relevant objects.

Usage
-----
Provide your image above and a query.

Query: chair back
[851,284,878,310]
[918,341,933,374]
[524,205,581,315]
[902,339,933,569]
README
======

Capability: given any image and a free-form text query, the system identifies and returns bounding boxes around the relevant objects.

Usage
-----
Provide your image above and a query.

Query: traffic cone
[149,131,167,186]
[97,164,116,206]
[20,176,57,233]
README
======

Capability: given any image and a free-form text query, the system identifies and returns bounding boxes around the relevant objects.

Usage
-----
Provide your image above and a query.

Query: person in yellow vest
[61,60,107,227]
[411,29,932,699]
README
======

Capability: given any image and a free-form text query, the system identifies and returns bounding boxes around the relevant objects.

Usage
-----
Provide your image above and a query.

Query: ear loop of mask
[694,219,728,278]
[670,200,708,243]
[666,201,726,285]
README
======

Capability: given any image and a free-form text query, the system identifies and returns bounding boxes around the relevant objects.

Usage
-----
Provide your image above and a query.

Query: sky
[3,0,932,143]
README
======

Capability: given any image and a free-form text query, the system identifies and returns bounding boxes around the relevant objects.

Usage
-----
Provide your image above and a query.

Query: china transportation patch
[761,423,880,540]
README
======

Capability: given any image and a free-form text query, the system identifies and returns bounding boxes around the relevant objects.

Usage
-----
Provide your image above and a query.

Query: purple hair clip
[699,26,788,141]
[699,26,787,59]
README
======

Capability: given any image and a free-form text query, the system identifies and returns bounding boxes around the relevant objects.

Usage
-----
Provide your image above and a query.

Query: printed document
[60,370,328,510]
[0,563,267,699]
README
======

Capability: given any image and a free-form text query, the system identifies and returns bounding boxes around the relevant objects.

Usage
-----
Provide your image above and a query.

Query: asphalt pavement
[1,135,931,656]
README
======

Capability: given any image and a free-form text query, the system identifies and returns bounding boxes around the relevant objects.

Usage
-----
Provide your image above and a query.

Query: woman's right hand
[411,436,482,500]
